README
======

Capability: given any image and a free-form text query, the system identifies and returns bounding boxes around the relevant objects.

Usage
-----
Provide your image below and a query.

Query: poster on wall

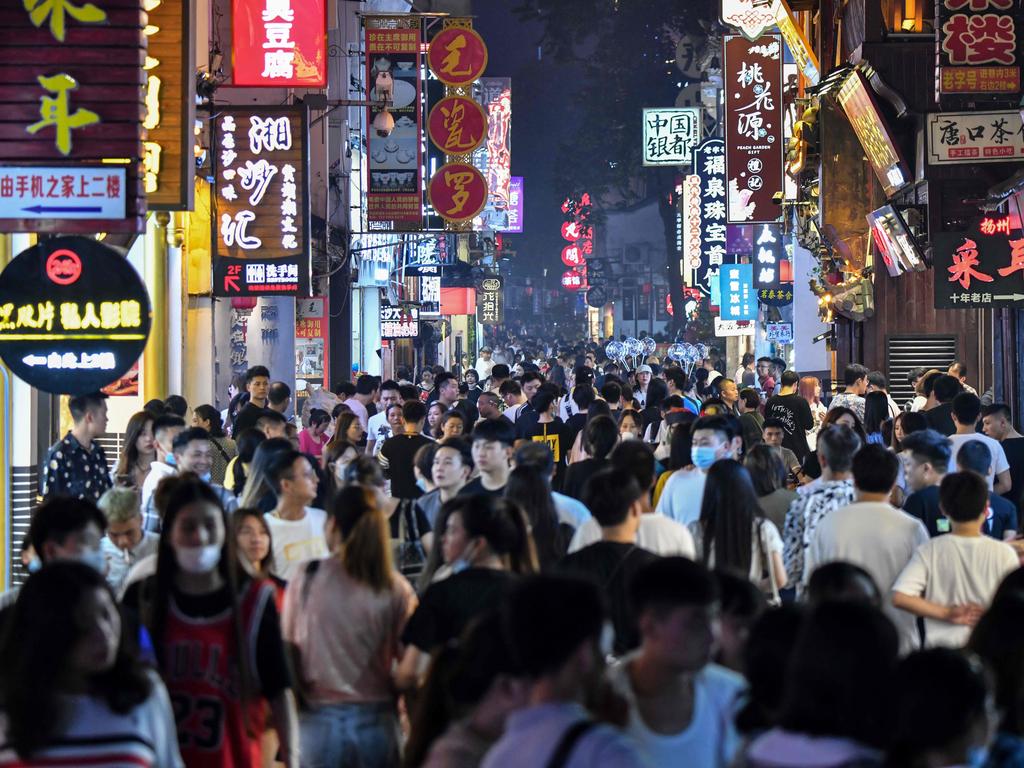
[212,105,311,297]
[365,24,422,225]
[295,297,328,386]
[723,34,784,224]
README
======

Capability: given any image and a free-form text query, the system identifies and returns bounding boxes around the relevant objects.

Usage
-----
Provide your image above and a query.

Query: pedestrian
[439,409,469,440]
[925,374,962,436]
[982,402,1024,512]
[140,415,186,524]
[947,360,979,396]
[323,412,362,483]
[762,418,801,479]
[0,562,183,767]
[417,438,473,530]
[98,486,160,596]
[231,365,272,436]
[476,391,504,423]
[231,507,285,597]
[607,557,745,768]
[461,418,516,497]
[378,401,434,499]
[863,391,891,445]
[734,605,805,740]
[513,442,594,533]
[192,404,237,486]
[738,387,764,451]
[114,410,157,490]
[44,391,112,503]
[562,415,617,501]
[264,449,328,581]
[424,401,446,439]
[901,429,953,537]
[225,427,266,495]
[956,440,1018,540]
[744,444,797,534]
[798,376,828,450]
[827,363,869,422]
[464,368,484,403]
[805,561,883,608]
[282,484,417,768]
[949,393,1012,493]
[617,409,643,442]
[365,380,401,455]
[893,471,1019,647]
[505,465,570,570]
[297,408,331,460]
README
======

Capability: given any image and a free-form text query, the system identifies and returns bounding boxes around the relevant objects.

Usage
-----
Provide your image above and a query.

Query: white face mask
[175,545,222,574]
[77,546,107,575]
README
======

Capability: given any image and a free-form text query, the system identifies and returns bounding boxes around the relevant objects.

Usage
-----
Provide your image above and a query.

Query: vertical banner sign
[477,276,503,325]
[719,263,757,321]
[366,23,422,225]
[232,0,327,87]
[145,0,196,210]
[933,215,1024,308]
[681,174,702,287]
[505,176,524,233]
[475,78,512,224]
[560,192,593,294]
[212,105,311,297]
[753,223,792,305]
[724,35,784,224]
[692,138,730,295]
[0,0,147,234]
[642,108,701,166]
[295,297,328,387]
[937,0,1020,98]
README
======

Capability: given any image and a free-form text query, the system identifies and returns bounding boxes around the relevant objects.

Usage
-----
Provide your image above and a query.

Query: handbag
[757,520,782,607]
[392,499,427,579]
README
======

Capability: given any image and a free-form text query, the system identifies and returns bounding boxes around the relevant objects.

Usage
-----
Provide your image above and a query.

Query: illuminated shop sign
[232,0,327,87]
[380,305,420,339]
[0,236,151,394]
[926,110,1024,163]
[866,205,926,277]
[937,0,1020,96]
[642,108,701,166]
[477,276,503,325]
[933,216,1024,308]
[835,70,910,198]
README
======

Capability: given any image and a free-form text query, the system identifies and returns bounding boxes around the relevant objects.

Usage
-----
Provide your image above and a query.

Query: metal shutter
[886,335,958,410]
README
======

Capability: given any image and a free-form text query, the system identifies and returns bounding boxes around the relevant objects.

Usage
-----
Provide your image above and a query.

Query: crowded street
[1,0,1024,766]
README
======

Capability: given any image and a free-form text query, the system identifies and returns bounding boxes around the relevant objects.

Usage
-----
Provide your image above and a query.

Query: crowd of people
[12,337,1024,768]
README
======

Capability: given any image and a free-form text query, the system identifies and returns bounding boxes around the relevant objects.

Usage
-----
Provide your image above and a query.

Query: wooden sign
[0,0,147,233]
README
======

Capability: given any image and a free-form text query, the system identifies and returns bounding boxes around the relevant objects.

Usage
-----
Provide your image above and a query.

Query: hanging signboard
[504,176,524,233]
[681,174,702,288]
[926,110,1024,164]
[753,223,792,305]
[723,35,784,224]
[428,162,488,224]
[145,0,196,210]
[0,166,126,220]
[718,263,757,321]
[366,23,422,225]
[477,276,503,325]
[642,108,701,166]
[714,317,756,336]
[476,78,511,218]
[867,205,926,276]
[692,139,731,295]
[561,269,586,291]
[0,236,151,395]
[765,322,793,343]
[295,296,328,387]
[212,105,311,297]
[427,27,488,87]
[232,0,327,87]
[380,305,420,339]
[933,215,1024,308]
[0,0,147,233]
[721,0,778,40]
[936,0,1020,98]
[428,95,487,154]
[836,70,911,198]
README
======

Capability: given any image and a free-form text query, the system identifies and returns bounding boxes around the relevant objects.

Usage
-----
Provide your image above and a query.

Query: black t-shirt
[558,542,660,655]
[458,477,506,498]
[562,458,608,501]
[389,498,432,539]
[765,393,814,461]
[999,437,1024,511]
[562,413,588,456]
[904,485,945,537]
[379,433,434,499]
[521,418,567,463]
[926,403,956,437]
[233,402,269,436]
[402,567,516,651]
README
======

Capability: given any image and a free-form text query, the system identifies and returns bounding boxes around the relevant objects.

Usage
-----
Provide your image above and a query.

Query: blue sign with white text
[719,263,756,321]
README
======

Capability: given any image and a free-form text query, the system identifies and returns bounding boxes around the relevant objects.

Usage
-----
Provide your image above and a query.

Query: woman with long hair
[124,475,299,767]
[193,404,237,486]
[562,415,618,501]
[689,460,787,597]
[798,376,827,449]
[227,427,267,495]
[567,398,612,464]
[0,562,183,766]
[425,402,446,439]
[323,412,362,479]
[863,392,890,446]
[116,410,157,490]
[800,406,867,482]
[618,409,644,441]
[282,485,418,768]
[238,437,294,511]
[232,507,285,600]
[504,466,568,570]
[652,412,697,507]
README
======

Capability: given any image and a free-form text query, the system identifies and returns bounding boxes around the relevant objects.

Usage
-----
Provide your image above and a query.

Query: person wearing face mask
[98,486,160,595]
[655,416,744,526]
[124,476,299,768]
[0,562,183,767]
[264,450,329,581]
[618,410,643,442]
[139,415,185,530]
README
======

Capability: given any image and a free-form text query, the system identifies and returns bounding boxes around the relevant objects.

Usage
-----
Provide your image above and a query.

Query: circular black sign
[0,236,152,395]
[587,286,609,307]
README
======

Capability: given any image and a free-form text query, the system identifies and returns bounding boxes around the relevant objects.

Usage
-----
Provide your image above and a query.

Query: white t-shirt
[893,534,1018,647]
[606,657,744,768]
[343,398,369,430]
[265,508,329,581]
[807,501,929,653]
[569,514,696,558]
[366,410,391,454]
[687,519,783,586]
[654,468,708,526]
[948,433,1010,490]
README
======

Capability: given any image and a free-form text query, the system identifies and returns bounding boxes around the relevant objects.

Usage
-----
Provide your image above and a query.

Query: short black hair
[530,389,557,414]
[866,371,887,390]
[817,425,862,473]
[269,381,292,405]
[351,376,375,397]
[691,415,738,443]
[806,562,882,607]
[29,497,107,558]
[402,400,427,423]
[600,381,622,403]
[932,375,962,403]
[471,417,516,447]
[521,371,545,387]
[379,379,400,395]
[68,392,108,423]
[335,381,356,398]
[956,439,992,476]
[843,363,869,386]
[665,369,688,392]
[780,370,800,388]
[852,444,899,493]
[502,575,605,678]
[920,370,943,397]
[152,414,186,438]
[398,384,420,402]
[901,429,952,474]
[949,360,968,378]
[582,467,643,527]
[630,557,718,616]
[435,437,473,470]
[762,417,786,432]
[246,365,270,383]
[951,392,982,425]
[513,442,555,476]
[499,380,522,397]
[172,427,210,454]
[739,388,760,409]
[163,394,188,417]
[940,471,989,522]
[491,364,510,379]
[982,403,1012,421]
[571,384,596,410]
[257,409,287,426]
[907,367,927,386]
[609,439,657,491]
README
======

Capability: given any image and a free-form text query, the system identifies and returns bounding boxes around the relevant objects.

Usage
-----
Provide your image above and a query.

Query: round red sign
[427,27,488,87]
[428,163,488,223]
[561,269,585,291]
[428,95,488,155]
[45,248,83,286]
[561,244,584,267]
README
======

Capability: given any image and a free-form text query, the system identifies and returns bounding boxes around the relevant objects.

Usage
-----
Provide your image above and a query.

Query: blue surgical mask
[967,746,989,768]
[165,453,176,466]
[26,556,41,574]
[199,472,212,484]
[416,477,428,492]
[78,546,107,575]
[691,445,719,470]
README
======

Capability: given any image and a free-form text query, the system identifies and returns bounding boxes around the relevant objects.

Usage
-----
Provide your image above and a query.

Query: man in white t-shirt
[606,557,744,768]
[949,392,1011,494]
[807,444,928,653]
[893,471,1018,647]
[656,416,742,526]
[265,450,328,581]
[365,379,401,455]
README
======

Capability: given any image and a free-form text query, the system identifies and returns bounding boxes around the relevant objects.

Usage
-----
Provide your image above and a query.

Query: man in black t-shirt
[765,370,814,462]
[983,403,1024,512]
[558,466,659,655]
[378,401,433,499]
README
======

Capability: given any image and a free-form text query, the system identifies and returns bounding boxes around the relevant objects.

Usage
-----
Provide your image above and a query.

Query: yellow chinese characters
[26,73,100,156]
[0,300,142,333]
[441,34,473,77]
[23,0,107,43]
[443,168,475,216]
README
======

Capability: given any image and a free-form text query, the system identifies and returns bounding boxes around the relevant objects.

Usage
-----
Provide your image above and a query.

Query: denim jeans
[299,701,400,768]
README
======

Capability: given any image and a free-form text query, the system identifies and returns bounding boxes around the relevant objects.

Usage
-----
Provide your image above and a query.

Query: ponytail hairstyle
[330,485,393,591]
[460,495,538,576]
[343,454,386,489]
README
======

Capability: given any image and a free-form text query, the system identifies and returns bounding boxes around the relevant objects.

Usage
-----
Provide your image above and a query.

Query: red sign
[933,216,1024,308]
[46,249,82,285]
[427,27,488,86]
[937,0,1021,97]
[428,96,488,154]
[428,162,488,223]
[561,244,584,267]
[561,269,586,291]
[232,0,327,87]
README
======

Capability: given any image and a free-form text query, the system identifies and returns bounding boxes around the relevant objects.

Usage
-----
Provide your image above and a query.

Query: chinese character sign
[836,70,911,198]
[0,236,152,395]
[926,110,1024,163]
[642,108,701,166]
[866,205,926,277]
[718,263,757,320]
[504,176,524,233]
[723,35,784,224]
[429,162,488,224]
[366,24,422,225]
[753,223,792,306]
[380,305,420,339]
[477,276,503,325]
[560,192,593,293]
[295,297,328,386]
[933,217,1024,308]
[232,0,327,87]
[427,26,488,87]
[212,106,310,297]
[692,139,732,296]
[428,95,487,155]
[937,0,1020,96]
